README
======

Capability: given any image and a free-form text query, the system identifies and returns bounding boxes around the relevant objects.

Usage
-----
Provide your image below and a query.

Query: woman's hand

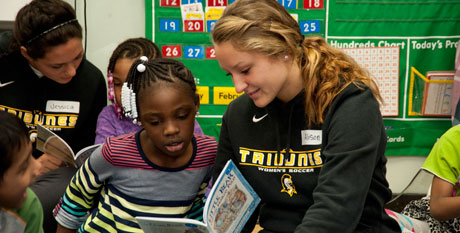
[36,153,64,176]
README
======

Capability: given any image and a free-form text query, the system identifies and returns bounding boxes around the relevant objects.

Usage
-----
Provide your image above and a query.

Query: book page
[136,216,208,233]
[36,124,76,167]
[74,144,102,167]
[204,160,261,233]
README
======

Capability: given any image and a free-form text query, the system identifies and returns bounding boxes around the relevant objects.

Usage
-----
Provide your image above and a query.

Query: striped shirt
[53,131,216,233]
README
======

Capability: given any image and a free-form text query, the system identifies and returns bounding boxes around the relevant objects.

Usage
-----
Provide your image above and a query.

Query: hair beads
[121,83,133,118]
[121,56,149,124]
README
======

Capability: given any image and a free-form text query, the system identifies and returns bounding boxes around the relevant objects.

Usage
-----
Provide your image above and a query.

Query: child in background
[95,38,203,144]
[0,111,42,233]
[402,124,460,232]
[54,58,216,232]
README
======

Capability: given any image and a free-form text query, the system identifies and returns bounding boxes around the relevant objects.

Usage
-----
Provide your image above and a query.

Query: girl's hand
[36,153,64,176]
[430,176,460,221]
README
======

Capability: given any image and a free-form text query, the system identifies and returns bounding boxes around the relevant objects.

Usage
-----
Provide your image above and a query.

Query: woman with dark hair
[0,0,107,232]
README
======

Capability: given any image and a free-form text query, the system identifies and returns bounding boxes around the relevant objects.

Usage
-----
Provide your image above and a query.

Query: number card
[278,0,297,9]
[300,20,321,34]
[184,46,205,59]
[181,3,204,32]
[206,0,227,7]
[181,0,203,4]
[184,20,204,32]
[162,45,182,58]
[303,0,323,9]
[206,20,217,32]
[160,0,180,7]
[206,46,216,59]
[159,19,180,32]
[205,7,224,32]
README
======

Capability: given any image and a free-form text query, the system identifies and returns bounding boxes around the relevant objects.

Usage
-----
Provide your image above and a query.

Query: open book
[36,124,101,168]
[136,160,261,233]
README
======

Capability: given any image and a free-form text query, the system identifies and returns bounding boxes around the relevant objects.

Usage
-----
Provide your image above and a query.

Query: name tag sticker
[46,100,80,114]
[301,130,322,145]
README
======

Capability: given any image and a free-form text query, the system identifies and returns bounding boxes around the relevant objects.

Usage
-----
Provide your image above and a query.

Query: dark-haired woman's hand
[36,153,64,176]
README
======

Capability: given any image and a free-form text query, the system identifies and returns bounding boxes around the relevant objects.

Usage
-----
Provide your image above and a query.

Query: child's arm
[430,176,460,221]
[53,144,110,230]
[186,181,208,221]
[422,125,460,221]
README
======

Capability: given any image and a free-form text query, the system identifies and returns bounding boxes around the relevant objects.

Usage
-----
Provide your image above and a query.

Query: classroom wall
[66,0,146,77]
[0,0,30,21]
[0,0,431,194]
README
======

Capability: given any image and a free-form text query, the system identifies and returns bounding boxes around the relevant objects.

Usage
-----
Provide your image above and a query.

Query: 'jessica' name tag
[46,100,80,114]
[301,130,322,145]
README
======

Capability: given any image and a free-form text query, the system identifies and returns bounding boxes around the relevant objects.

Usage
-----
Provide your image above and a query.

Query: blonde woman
[210,0,400,232]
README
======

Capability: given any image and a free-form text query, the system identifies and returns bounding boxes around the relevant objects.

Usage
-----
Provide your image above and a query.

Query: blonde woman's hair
[212,0,382,126]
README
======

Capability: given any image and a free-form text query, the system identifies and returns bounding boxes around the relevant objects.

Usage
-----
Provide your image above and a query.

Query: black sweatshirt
[0,51,107,157]
[212,84,401,233]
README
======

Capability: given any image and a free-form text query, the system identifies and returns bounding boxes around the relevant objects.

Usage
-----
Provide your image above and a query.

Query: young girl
[95,38,203,144]
[0,0,107,231]
[0,111,42,233]
[211,0,400,232]
[54,58,216,232]
[402,124,460,232]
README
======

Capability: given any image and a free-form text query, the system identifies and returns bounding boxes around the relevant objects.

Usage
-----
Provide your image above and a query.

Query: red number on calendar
[207,0,227,7]
[162,45,182,57]
[206,47,216,59]
[184,20,204,32]
[303,0,323,9]
[160,0,180,7]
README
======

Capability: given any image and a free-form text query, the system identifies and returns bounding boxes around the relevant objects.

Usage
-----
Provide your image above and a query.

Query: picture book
[36,124,101,168]
[136,160,261,233]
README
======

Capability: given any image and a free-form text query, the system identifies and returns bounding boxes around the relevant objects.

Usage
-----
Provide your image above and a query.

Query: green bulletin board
[146,0,460,156]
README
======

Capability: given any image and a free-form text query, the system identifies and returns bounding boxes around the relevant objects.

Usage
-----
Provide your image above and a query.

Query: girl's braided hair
[126,58,196,95]
[108,37,160,73]
[123,58,198,120]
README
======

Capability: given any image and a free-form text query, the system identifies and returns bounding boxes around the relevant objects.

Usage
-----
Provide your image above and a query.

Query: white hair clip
[137,64,146,72]
[29,132,37,143]
[137,56,148,72]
